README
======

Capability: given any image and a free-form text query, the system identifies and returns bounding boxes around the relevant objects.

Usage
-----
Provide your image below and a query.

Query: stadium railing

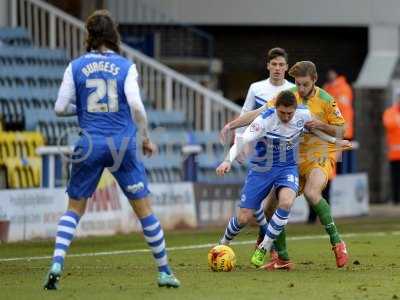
[2,0,244,187]
[8,0,241,132]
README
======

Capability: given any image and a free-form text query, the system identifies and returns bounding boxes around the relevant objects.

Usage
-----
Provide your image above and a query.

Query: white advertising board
[0,174,368,242]
[330,173,369,217]
[0,181,196,242]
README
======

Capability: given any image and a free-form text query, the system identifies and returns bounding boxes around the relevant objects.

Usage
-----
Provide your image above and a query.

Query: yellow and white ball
[208,245,236,272]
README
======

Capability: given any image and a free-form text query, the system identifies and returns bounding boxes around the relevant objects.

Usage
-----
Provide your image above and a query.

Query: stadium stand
[0,27,31,46]
[0,132,43,188]
[0,27,60,188]
[0,27,245,187]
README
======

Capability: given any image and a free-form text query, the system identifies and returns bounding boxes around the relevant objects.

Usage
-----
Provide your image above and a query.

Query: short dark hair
[85,10,121,53]
[327,65,339,73]
[288,61,317,80]
[275,90,297,108]
[267,47,288,63]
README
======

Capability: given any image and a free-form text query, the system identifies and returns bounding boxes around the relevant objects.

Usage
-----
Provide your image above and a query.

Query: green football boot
[251,248,267,268]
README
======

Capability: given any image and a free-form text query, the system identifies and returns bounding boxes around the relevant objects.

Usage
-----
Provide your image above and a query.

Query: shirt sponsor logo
[296,120,304,128]
[250,123,261,133]
[334,108,342,117]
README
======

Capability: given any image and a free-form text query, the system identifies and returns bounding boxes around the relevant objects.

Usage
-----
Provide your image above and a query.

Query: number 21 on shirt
[86,78,119,112]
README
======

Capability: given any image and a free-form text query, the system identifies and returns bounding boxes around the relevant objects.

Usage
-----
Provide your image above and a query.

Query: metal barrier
[9,0,241,131]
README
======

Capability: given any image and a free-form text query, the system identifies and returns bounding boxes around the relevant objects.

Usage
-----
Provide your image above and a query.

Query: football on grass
[208,245,236,272]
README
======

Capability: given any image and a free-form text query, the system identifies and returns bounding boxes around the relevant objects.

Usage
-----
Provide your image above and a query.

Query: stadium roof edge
[355,51,398,89]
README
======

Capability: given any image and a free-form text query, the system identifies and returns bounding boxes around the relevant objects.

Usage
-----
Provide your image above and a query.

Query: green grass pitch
[1,217,400,300]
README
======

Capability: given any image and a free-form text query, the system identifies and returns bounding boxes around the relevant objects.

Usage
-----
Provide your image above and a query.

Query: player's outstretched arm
[132,106,158,157]
[220,104,267,144]
[125,65,149,139]
[311,129,352,149]
[305,119,344,138]
[217,115,265,176]
[125,64,158,157]
[54,103,77,117]
[305,98,345,138]
[54,64,77,117]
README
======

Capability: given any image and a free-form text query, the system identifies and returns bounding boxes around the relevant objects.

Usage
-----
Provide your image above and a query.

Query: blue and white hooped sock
[140,214,171,275]
[260,208,290,251]
[220,217,245,244]
[253,206,268,236]
[52,210,81,266]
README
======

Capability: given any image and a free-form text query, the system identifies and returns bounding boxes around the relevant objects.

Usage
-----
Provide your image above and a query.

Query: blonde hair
[288,61,317,80]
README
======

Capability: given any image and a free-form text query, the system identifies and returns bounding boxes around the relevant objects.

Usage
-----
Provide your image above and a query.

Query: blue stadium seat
[147,110,187,128]
[192,130,224,154]
[142,154,182,182]
[0,46,67,66]
[149,129,188,154]
[0,32,198,183]
[0,27,31,46]
[195,152,246,184]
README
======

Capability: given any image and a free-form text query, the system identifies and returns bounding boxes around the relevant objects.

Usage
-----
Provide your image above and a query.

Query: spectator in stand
[383,91,400,205]
[323,67,355,174]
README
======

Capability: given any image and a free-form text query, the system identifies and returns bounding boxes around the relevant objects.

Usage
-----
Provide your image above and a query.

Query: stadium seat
[147,110,187,129]
[16,132,44,157]
[0,46,67,67]
[3,157,23,188]
[0,133,13,164]
[0,29,221,185]
[0,27,31,46]
[192,130,224,154]
[0,132,44,188]
[149,129,188,154]
[0,66,63,90]
[142,154,182,182]
[26,156,41,187]
[195,152,245,183]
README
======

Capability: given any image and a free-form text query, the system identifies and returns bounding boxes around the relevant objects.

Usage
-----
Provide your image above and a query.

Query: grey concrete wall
[355,88,390,202]
[0,0,9,27]
[106,0,400,26]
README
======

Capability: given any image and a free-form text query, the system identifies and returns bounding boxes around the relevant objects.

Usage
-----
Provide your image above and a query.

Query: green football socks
[311,198,341,245]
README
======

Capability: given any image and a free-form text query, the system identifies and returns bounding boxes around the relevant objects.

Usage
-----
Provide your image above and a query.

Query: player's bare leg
[130,197,180,288]
[304,168,348,268]
[44,198,87,290]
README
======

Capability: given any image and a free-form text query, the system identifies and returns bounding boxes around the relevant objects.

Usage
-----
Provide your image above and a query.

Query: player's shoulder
[317,87,334,103]
[284,80,296,89]
[70,54,89,74]
[249,79,269,90]
[296,104,309,111]
[293,107,311,128]
[71,53,87,65]
[73,52,132,65]
[260,108,276,119]
[107,52,134,69]
[295,105,311,117]
[70,52,95,66]
[113,52,133,64]
[289,85,298,94]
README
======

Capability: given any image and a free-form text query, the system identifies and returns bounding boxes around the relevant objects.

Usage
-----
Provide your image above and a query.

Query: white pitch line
[0,231,399,263]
